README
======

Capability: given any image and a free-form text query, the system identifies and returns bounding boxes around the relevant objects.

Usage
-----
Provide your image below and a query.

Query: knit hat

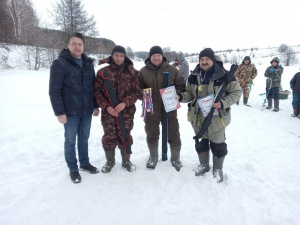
[111,45,126,56]
[199,48,215,62]
[244,56,250,61]
[149,46,163,57]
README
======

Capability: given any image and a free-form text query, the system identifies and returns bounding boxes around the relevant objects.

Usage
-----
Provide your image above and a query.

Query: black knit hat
[244,56,250,61]
[111,45,126,56]
[149,46,163,57]
[199,48,215,62]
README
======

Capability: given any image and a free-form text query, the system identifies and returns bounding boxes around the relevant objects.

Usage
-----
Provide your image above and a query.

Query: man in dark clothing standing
[290,71,300,117]
[264,57,284,112]
[49,32,100,183]
[138,46,186,171]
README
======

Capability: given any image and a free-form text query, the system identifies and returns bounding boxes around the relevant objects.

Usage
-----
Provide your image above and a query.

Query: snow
[0,60,300,225]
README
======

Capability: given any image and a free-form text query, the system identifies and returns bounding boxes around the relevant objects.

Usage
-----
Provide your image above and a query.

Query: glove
[269,68,275,73]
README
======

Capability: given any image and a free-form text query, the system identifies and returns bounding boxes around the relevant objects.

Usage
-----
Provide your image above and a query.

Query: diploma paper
[197,94,219,117]
[159,86,181,112]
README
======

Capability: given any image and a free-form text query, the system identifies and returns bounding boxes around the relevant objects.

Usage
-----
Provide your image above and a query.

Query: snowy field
[0,61,300,225]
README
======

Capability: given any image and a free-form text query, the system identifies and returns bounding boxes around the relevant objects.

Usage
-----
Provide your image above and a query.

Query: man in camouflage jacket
[178,48,242,182]
[234,56,257,106]
[94,46,140,173]
[138,46,186,171]
[264,57,284,112]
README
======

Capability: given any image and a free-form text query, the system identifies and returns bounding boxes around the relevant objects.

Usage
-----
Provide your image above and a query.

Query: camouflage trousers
[239,82,250,98]
[101,111,134,150]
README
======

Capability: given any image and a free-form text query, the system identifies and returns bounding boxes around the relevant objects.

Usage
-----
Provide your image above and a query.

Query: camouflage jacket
[181,63,242,133]
[235,64,257,88]
[264,65,284,88]
[138,57,186,118]
[94,56,140,117]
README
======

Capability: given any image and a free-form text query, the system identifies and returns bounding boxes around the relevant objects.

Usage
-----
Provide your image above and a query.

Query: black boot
[273,99,279,112]
[243,98,250,106]
[291,107,299,117]
[266,99,272,109]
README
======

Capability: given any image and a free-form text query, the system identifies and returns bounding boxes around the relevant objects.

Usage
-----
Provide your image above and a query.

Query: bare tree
[278,43,296,66]
[51,0,99,37]
[6,0,37,41]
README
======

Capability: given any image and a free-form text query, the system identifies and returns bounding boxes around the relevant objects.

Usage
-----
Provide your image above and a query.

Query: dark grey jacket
[178,55,189,81]
[290,72,300,94]
[49,49,97,117]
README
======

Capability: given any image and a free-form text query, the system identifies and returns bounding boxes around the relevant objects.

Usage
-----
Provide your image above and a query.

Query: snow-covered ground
[0,60,299,225]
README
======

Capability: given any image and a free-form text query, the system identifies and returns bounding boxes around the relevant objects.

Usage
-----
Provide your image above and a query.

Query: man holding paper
[138,46,186,171]
[178,48,242,182]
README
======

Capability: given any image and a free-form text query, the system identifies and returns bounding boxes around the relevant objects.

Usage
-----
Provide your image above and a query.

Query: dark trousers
[266,86,280,100]
[195,138,228,158]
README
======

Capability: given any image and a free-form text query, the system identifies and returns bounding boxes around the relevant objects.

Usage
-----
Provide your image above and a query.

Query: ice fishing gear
[162,72,170,161]
[261,78,272,111]
[194,64,238,143]
[101,71,132,154]
[141,88,154,121]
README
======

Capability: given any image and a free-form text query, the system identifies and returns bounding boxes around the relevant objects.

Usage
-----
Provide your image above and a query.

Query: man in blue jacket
[49,32,100,183]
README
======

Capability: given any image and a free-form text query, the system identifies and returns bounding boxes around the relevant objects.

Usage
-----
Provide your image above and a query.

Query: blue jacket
[49,49,98,117]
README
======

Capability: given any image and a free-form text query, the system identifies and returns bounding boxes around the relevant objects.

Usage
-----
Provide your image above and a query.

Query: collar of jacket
[144,56,169,71]
[59,49,93,65]
[191,63,225,81]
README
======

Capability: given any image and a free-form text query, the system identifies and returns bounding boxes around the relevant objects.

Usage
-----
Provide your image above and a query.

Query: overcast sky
[31,0,299,53]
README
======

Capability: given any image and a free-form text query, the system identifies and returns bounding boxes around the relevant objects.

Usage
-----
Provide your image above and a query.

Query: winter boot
[80,163,99,174]
[101,149,115,173]
[171,149,183,172]
[213,155,225,183]
[146,146,158,169]
[120,150,136,172]
[291,107,299,117]
[273,99,279,112]
[70,170,82,183]
[195,152,210,176]
[266,99,272,109]
[236,100,240,105]
[243,98,250,106]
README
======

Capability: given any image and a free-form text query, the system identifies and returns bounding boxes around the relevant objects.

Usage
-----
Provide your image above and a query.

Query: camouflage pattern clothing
[235,60,257,98]
[264,57,284,88]
[94,57,140,150]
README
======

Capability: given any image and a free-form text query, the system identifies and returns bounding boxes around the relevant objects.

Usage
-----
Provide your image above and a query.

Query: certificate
[159,86,181,112]
[197,94,219,117]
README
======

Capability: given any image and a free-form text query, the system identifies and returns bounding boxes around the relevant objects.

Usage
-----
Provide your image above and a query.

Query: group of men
[49,32,289,184]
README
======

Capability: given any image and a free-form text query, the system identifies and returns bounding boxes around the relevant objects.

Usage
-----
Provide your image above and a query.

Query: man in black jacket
[290,71,300,117]
[49,32,99,183]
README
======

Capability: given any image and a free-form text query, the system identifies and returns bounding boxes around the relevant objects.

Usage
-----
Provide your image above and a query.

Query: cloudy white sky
[32,0,299,53]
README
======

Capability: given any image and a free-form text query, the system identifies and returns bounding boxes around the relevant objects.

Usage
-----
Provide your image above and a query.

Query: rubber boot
[120,150,136,172]
[266,99,272,109]
[101,149,115,173]
[291,107,299,117]
[213,155,225,183]
[171,149,182,172]
[273,99,279,112]
[146,146,158,169]
[243,98,249,106]
[195,152,210,176]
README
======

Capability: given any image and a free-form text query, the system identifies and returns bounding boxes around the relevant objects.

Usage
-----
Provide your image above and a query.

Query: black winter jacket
[290,72,300,94]
[49,49,98,117]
